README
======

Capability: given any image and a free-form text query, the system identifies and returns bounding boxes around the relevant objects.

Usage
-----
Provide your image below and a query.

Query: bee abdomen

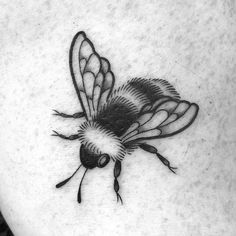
[110,78,180,112]
[96,78,180,137]
[126,78,180,104]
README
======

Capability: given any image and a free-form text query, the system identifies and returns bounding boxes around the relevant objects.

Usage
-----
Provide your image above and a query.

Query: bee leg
[51,130,80,140]
[52,110,84,119]
[139,143,177,174]
[113,161,123,204]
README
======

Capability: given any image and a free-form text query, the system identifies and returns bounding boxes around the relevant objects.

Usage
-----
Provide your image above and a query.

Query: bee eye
[97,154,110,168]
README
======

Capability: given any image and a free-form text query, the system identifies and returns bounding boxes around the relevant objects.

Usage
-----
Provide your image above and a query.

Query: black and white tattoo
[52,31,199,204]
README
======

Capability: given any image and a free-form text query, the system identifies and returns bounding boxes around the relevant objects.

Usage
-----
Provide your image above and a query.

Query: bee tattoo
[52,31,199,204]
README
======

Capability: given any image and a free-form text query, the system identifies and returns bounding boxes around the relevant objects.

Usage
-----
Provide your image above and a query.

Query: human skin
[0,0,236,236]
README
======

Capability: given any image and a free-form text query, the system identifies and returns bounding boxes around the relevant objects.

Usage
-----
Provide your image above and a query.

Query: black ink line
[78,168,88,203]
[56,164,82,188]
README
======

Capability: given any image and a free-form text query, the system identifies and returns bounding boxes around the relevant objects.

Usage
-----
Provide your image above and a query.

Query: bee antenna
[77,168,88,203]
[56,164,82,188]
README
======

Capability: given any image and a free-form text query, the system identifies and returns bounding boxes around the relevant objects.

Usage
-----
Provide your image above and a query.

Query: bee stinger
[52,31,199,204]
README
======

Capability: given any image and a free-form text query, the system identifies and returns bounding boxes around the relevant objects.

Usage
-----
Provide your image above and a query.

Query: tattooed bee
[52,31,199,204]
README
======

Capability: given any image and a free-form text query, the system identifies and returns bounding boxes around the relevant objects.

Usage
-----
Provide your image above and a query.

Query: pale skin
[0,1,236,236]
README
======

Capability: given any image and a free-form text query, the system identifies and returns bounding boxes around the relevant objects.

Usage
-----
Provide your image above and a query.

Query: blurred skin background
[0,0,236,236]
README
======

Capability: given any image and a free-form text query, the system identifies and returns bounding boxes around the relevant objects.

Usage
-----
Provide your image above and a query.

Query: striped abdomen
[95,78,180,136]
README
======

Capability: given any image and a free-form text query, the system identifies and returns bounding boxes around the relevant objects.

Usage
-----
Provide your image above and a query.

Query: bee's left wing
[121,98,199,143]
[70,31,115,120]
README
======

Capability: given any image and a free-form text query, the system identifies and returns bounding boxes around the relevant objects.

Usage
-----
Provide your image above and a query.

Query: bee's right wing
[121,98,199,143]
[69,31,115,120]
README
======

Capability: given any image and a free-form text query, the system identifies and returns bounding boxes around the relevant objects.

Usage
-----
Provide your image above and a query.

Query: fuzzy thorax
[78,121,125,161]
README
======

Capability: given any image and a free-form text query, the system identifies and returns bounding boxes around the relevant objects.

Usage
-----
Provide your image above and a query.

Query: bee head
[80,144,110,169]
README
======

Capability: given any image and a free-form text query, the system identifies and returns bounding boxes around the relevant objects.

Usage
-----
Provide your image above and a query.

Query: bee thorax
[78,121,125,161]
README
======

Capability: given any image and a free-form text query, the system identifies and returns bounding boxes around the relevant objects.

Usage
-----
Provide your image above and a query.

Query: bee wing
[121,98,199,143]
[69,31,115,120]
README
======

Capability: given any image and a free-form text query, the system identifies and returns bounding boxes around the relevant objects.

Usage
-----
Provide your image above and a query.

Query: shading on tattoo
[52,31,199,204]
